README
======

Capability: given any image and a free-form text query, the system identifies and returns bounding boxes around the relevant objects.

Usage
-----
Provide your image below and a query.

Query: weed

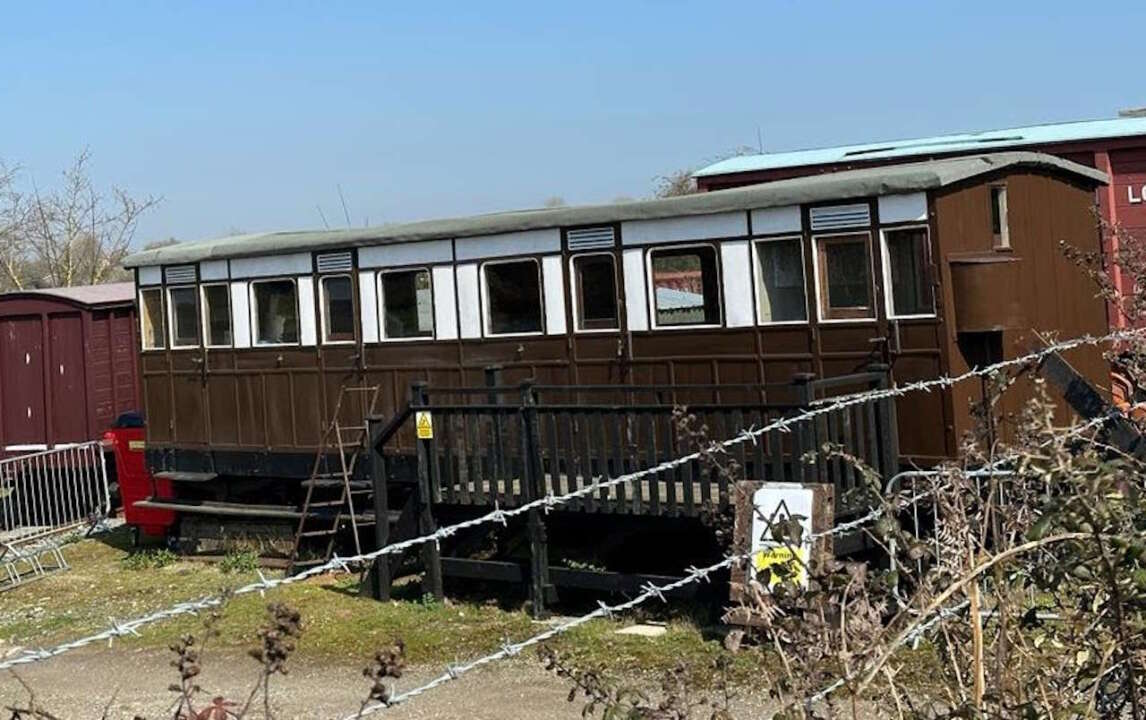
[220,549,261,574]
[120,548,177,571]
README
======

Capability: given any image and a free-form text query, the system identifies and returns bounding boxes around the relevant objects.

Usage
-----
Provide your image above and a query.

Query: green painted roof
[124,152,1106,268]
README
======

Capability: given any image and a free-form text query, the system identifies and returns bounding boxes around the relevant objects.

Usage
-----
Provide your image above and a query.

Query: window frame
[249,277,302,348]
[568,252,621,333]
[200,282,234,349]
[480,257,546,338]
[990,183,1010,250]
[139,287,167,351]
[750,235,808,326]
[377,266,436,342]
[318,273,357,345]
[880,224,936,320]
[646,242,724,331]
[165,284,201,349]
[811,231,877,323]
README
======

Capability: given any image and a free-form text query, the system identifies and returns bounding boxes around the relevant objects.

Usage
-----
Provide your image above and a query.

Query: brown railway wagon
[124,152,1109,484]
[0,283,140,451]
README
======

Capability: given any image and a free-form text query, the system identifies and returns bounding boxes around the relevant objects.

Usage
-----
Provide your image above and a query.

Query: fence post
[366,418,392,601]
[486,366,505,483]
[412,381,444,601]
[520,380,553,618]
[791,373,817,484]
[867,363,900,478]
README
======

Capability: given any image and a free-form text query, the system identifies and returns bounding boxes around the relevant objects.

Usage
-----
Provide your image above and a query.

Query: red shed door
[1,317,46,447]
[49,313,88,443]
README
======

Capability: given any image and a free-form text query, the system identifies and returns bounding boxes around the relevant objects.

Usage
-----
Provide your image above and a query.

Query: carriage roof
[124,151,1106,269]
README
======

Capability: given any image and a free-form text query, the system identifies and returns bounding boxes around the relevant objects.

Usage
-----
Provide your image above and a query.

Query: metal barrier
[0,441,110,545]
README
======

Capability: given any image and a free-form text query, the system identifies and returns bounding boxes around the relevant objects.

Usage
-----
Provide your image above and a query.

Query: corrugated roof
[125,152,1107,268]
[693,116,1146,178]
[1,282,135,307]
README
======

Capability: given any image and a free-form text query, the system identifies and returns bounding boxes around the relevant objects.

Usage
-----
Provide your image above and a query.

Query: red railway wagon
[0,282,141,452]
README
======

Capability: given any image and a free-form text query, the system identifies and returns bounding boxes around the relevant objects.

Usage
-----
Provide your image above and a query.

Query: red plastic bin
[101,415,174,540]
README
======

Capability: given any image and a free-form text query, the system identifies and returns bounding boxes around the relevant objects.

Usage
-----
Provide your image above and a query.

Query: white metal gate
[0,442,110,545]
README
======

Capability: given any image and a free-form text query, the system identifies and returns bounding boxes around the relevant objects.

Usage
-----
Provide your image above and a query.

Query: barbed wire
[0,327,1137,674]
[351,500,888,717]
[358,408,1140,716]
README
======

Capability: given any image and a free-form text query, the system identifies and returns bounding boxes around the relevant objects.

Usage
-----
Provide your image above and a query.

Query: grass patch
[219,549,261,574]
[0,528,749,679]
[120,547,178,570]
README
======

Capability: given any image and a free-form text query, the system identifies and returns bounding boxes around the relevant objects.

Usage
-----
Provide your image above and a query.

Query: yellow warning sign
[752,545,807,587]
[415,411,434,440]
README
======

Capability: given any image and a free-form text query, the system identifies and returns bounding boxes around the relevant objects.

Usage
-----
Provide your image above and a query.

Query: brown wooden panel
[144,376,172,443]
[172,374,207,445]
[292,373,323,447]
[236,375,266,447]
[264,374,293,447]
[208,375,239,446]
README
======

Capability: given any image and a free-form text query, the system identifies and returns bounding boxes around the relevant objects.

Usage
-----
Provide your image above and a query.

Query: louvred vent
[316,251,353,273]
[809,204,871,231]
[566,226,616,251]
[164,265,196,284]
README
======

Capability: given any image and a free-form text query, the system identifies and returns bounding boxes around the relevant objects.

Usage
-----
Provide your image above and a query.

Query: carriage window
[650,245,721,327]
[201,284,232,347]
[884,227,934,317]
[990,184,1010,249]
[252,279,299,345]
[816,233,874,320]
[168,286,199,348]
[140,288,165,350]
[484,259,543,335]
[754,238,807,323]
[572,254,619,331]
[380,268,434,339]
[321,275,355,343]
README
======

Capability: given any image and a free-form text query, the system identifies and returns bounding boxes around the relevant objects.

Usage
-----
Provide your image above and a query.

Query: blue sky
[0,1,1142,245]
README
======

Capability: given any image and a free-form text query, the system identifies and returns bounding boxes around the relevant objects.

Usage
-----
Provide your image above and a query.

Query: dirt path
[0,648,776,719]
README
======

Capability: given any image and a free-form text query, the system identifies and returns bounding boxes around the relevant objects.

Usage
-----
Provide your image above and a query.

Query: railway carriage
[122,152,1110,601]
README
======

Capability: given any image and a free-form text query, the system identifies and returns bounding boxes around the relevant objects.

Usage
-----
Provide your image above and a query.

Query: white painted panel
[358,270,379,344]
[230,252,311,279]
[297,276,317,346]
[454,228,561,261]
[358,239,453,269]
[138,266,162,286]
[456,263,482,339]
[230,281,251,348]
[878,193,928,224]
[750,206,801,235]
[620,211,747,246]
[622,248,649,332]
[721,241,753,328]
[541,255,566,336]
[200,259,228,281]
[432,266,458,340]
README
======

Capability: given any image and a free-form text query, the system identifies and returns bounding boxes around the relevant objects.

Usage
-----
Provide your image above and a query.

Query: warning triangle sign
[415,411,434,440]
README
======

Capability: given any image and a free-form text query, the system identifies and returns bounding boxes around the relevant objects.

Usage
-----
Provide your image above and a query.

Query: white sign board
[749,483,815,589]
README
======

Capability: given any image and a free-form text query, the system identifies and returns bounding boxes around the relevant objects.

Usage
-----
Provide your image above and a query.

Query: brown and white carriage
[122,152,1110,604]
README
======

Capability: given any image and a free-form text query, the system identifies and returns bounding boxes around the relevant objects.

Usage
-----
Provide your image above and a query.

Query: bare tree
[0,150,160,290]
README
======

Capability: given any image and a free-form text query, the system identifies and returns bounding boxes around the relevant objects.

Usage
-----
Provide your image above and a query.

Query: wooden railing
[376,367,899,519]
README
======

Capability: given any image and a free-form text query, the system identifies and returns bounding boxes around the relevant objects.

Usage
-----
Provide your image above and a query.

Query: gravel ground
[0,648,779,719]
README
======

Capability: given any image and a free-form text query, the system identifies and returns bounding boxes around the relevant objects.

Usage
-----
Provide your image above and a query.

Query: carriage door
[49,313,88,444]
[1,317,47,448]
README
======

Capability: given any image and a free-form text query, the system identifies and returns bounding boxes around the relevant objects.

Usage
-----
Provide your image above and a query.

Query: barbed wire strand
[0,327,1137,674]
[352,406,1136,716]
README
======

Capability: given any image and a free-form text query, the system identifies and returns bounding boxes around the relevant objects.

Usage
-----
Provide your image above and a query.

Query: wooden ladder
[287,384,382,575]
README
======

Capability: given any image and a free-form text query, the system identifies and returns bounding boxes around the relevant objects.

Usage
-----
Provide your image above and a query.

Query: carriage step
[302,478,371,489]
[155,471,218,483]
